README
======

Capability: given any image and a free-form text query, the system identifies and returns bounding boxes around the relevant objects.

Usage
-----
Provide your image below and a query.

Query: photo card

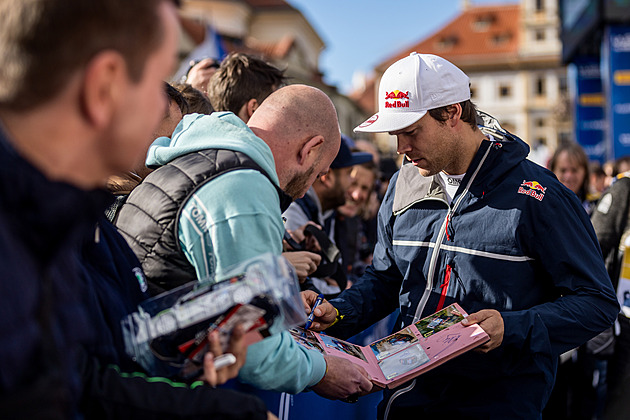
[414,304,464,338]
[378,344,429,380]
[370,327,418,361]
[318,334,368,363]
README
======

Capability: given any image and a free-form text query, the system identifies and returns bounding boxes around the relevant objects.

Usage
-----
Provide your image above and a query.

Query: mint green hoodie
[147,112,326,392]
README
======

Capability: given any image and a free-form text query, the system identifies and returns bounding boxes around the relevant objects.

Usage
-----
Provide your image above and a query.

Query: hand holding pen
[300,290,339,331]
[304,293,324,330]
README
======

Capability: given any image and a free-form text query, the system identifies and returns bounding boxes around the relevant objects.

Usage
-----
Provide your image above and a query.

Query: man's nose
[396,137,411,155]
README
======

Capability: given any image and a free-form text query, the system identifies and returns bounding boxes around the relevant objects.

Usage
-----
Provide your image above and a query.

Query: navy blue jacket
[330,117,619,419]
[0,124,105,418]
[0,123,267,419]
[77,219,269,419]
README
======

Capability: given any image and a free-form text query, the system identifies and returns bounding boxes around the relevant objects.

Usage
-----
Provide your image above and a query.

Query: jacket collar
[391,111,528,215]
[0,123,112,263]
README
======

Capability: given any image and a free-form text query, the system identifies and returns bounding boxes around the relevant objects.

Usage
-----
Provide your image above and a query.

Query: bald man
[115,84,373,399]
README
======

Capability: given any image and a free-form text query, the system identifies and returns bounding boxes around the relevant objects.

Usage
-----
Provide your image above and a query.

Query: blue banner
[603,26,630,160]
[571,56,607,163]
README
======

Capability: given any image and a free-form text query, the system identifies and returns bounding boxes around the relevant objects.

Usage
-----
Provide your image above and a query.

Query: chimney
[461,0,471,11]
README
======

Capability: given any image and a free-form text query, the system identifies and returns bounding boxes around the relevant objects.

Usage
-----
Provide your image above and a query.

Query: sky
[286,0,518,94]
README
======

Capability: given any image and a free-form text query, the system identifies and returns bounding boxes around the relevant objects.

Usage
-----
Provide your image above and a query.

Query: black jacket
[0,123,267,419]
[78,218,268,419]
[0,123,105,419]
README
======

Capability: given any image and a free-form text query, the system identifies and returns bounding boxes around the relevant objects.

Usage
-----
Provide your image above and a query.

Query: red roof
[380,4,520,71]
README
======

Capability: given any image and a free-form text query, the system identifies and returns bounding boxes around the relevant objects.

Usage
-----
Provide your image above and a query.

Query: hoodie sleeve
[177,169,327,392]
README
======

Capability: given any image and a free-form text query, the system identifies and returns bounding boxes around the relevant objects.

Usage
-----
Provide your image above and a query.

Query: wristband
[329,308,344,327]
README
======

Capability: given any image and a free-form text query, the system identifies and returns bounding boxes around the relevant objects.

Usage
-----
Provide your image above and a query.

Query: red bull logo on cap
[384,90,410,109]
[358,114,378,128]
[518,180,546,201]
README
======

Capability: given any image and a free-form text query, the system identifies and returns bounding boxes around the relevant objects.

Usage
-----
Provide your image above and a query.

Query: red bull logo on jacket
[385,90,410,108]
[518,180,546,201]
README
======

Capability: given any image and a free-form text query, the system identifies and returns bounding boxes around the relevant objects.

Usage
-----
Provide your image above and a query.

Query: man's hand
[311,355,373,400]
[301,290,337,331]
[185,58,220,95]
[461,309,504,352]
[283,251,321,282]
[287,222,322,252]
[201,325,246,386]
[267,412,278,420]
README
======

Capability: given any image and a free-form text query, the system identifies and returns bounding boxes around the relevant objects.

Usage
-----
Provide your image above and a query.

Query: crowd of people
[0,1,627,420]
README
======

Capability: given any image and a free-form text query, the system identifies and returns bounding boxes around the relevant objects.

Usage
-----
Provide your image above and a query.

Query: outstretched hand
[201,324,246,386]
[461,309,504,352]
[283,251,321,282]
[301,290,337,331]
[311,355,373,400]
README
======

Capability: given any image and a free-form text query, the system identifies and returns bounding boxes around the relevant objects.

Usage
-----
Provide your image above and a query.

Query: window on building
[535,77,546,97]
[499,84,512,98]
[436,35,458,50]
[492,32,512,46]
[472,13,496,32]
[536,0,545,12]
[535,29,545,41]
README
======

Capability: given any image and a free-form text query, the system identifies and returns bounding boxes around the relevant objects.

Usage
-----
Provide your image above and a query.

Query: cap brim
[353,111,427,133]
[330,152,374,169]
[349,152,374,166]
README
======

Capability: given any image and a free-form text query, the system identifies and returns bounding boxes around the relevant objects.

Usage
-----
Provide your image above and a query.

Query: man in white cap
[304,52,618,419]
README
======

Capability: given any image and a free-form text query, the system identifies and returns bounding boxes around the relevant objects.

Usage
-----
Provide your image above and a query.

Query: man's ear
[237,98,259,122]
[447,103,462,127]
[297,135,324,166]
[80,51,125,129]
[246,98,259,119]
[318,169,335,188]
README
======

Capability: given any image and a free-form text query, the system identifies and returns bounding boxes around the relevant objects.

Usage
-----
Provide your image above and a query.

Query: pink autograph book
[290,303,489,388]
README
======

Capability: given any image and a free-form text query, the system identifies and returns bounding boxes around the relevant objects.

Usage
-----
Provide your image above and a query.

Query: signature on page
[432,333,461,358]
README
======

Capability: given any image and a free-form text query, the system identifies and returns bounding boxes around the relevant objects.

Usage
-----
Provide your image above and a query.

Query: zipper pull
[437,264,452,311]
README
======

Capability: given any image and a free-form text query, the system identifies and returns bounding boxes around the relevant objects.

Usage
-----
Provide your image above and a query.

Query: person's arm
[501,184,619,357]
[178,170,285,280]
[78,347,269,420]
[323,184,402,339]
[177,171,329,393]
[591,177,630,260]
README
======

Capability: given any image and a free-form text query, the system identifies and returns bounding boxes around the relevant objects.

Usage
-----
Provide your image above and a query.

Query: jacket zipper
[412,145,493,322]
[383,379,417,420]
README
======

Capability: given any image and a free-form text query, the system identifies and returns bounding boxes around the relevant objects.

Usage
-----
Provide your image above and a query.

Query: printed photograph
[414,304,465,338]
[289,327,324,353]
[378,344,430,380]
[319,334,368,362]
[370,327,418,361]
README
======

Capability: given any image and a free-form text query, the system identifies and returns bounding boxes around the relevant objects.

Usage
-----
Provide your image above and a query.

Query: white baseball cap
[354,52,470,133]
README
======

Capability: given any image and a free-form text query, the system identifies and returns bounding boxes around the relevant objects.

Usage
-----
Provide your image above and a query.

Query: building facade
[177,0,366,137]
[352,0,571,162]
